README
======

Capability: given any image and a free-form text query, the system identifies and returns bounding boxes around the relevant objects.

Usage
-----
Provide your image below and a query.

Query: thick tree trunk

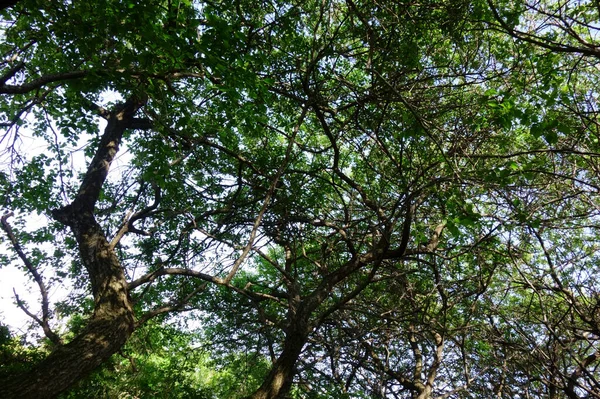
[0,98,145,399]
[0,237,134,398]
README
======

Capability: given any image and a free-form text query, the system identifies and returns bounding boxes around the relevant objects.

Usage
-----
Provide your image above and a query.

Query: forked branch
[0,212,61,345]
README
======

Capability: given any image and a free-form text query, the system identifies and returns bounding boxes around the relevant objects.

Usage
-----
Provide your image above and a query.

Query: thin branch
[109,182,161,250]
[128,266,288,303]
[135,282,208,327]
[223,105,308,284]
[1,212,61,345]
[0,61,25,86]
[486,0,600,59]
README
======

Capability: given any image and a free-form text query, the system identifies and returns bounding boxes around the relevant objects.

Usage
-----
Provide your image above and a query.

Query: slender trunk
[246,293,312,399]
[247,328,309,399]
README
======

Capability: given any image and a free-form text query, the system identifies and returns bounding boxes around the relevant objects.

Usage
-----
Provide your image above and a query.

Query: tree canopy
[0,0,599,398]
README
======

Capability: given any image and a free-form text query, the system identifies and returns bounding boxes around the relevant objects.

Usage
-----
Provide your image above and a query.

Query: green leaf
[446,220,460,236]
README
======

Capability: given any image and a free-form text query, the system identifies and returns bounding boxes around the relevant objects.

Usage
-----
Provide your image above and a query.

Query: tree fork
[0,97,146,399]
[245,326,310,399]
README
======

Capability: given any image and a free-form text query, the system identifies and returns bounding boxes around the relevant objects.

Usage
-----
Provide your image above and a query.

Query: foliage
[0,0,599,398]
[0,323,47,378]
[59,320,267,399]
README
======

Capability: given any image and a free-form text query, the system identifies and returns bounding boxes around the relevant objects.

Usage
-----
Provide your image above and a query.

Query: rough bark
[0,232,134,399]
[246,319,310,399]
[0,97,145,399]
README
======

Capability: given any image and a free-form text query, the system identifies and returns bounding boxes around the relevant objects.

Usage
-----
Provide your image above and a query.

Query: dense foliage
[0,0,599,398]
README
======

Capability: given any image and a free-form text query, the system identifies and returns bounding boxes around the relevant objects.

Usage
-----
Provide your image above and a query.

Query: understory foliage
[0,0,599,398]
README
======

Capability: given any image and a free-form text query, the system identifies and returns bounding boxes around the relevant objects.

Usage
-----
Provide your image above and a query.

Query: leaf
[446,220,460,236]
[530,122,543,138]
[544,129,558,145]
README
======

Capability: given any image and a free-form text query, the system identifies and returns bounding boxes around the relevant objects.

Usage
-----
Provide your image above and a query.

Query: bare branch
[1,213,61,345]
[135,283,208,327]
[486,0,600,59]
[109,182,161,250]
[128,267,221,290]
[0,61,25,86]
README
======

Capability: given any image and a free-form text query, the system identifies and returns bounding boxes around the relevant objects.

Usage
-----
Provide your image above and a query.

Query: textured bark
[247,328,309,399]
[0,98,145,399]
[0,230,134,399]
[245,295,312,399]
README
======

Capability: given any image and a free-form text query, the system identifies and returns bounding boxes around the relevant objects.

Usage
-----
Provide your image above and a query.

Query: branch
[357,335,419,392]
[382,198,414,259]
[318,262,380,324]
[109,182,161,249]
[128,267,221,290]
[0,70,88,94]
[426,332,444,391]
[1,97,146,398]
[146,107,264,177]
[0,61,25,86]
[312,104,384,219]
[486,0,600,59]
[135,282,208,327]
[1,212,61,345]
[52,95,148,225]
[222,105,308,284]
[128,266,288,302]
[566,351,600,399]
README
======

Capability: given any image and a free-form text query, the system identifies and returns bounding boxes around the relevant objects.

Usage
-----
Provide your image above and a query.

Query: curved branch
[128,266,288,302]
[486,0,600,59]
[109,182,161,249]
[0,61,25,86]
[53,95,148,225]
[1,212,61,345]
[566,351,600,399]
[128,267,221,290]
[135,282,208,327]
[223,106,308,284]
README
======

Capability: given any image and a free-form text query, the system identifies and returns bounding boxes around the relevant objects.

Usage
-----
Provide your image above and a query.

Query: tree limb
[1,212,61,345]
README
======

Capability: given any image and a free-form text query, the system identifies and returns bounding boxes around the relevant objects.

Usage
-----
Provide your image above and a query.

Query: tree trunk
[246,298,312,399]
[0,98,144,399]
[246,328,309,399]
[0,245,134,398]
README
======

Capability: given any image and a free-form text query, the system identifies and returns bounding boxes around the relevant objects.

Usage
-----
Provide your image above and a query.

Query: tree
[1,0,600,398]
